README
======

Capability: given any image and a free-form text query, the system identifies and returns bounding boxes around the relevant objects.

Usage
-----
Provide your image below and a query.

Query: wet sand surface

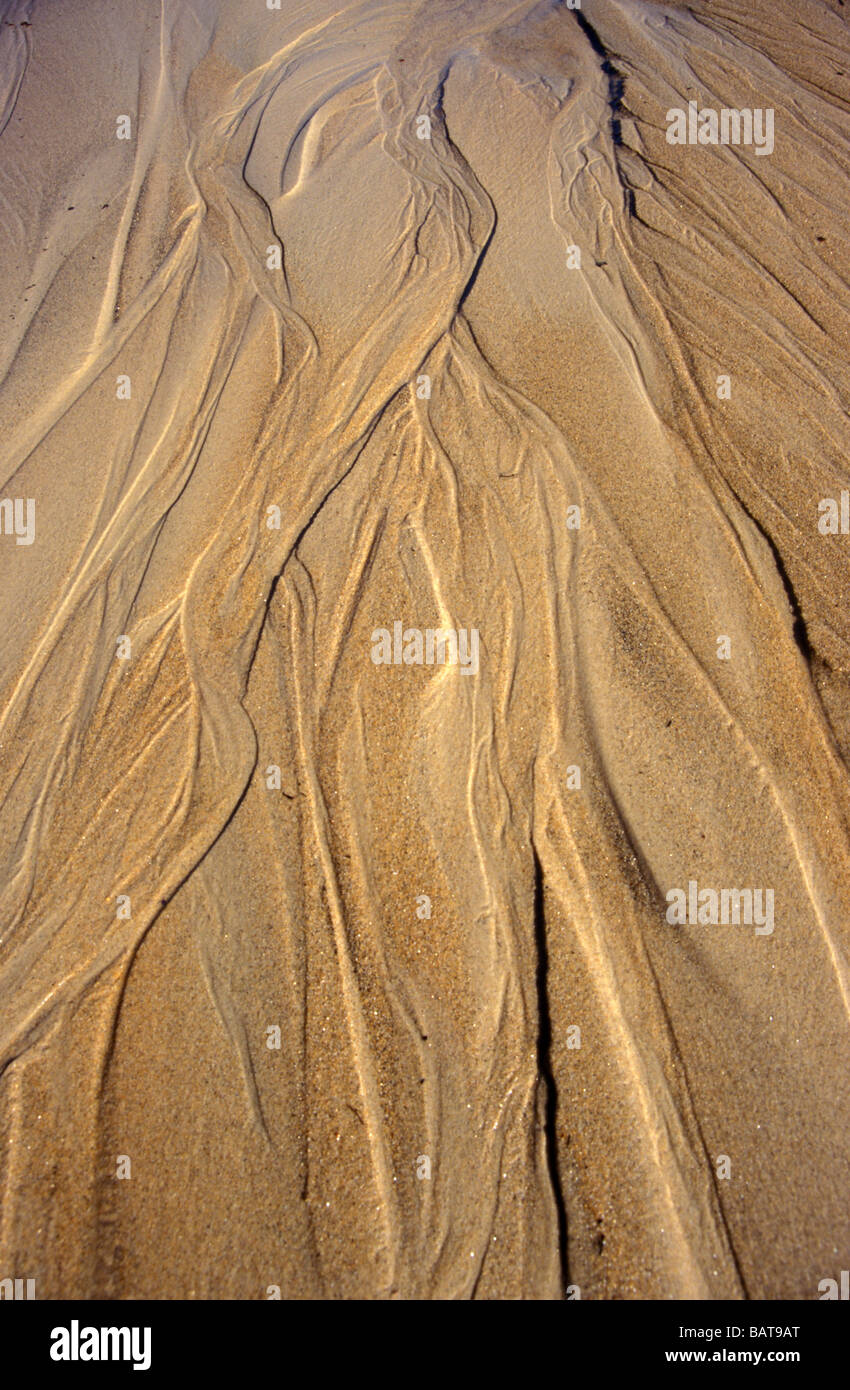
[1,0,849,1299]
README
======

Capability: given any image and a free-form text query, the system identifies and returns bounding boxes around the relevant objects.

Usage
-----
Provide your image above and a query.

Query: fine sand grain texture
[0,0,849,1299]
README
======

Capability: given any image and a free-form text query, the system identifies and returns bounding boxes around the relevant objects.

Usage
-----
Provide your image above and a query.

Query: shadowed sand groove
[0,0,848,1299]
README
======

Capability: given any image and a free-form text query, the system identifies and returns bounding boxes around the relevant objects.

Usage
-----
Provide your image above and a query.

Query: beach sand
[1,0,849,1298]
